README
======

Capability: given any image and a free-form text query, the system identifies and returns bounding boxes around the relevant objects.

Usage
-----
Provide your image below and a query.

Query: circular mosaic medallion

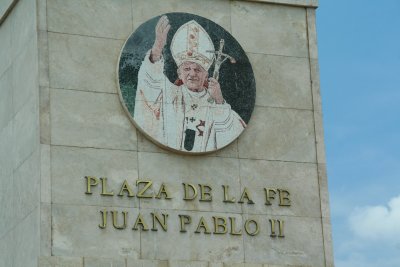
[118,13,256,154]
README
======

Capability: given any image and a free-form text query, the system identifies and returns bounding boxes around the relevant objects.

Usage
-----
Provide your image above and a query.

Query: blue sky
[317,1,400,266]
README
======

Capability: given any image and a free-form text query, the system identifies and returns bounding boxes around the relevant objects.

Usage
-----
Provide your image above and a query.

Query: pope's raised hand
[208,78,224,104]
[150,15,171,62]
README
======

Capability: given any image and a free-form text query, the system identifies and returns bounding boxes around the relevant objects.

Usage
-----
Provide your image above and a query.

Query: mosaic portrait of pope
[118,13,256,154]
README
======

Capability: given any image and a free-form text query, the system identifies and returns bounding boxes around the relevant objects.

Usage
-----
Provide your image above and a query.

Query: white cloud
[349,195,400,242]
[334,196,400,267]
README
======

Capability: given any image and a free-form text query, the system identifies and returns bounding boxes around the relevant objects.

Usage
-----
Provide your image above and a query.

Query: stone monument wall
[0,0,333,266]
[0,0,41,266]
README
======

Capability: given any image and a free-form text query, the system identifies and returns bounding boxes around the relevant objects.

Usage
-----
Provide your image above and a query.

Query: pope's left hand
[208,78,224,104]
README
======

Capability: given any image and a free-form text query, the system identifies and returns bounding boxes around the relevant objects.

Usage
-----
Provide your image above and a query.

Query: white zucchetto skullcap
[171,20,215,71]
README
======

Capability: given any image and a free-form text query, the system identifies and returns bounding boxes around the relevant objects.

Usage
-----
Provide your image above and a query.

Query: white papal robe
[134,52,245,152]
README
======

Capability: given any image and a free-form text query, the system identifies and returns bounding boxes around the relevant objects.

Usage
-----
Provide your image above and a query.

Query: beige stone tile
[0,230,14,267]
[37,0,47,31]
[310,59,326,164]
[242,215,324,266]
[239,159,320,217]
[48,32,124,93]
[38,30,50,88]
[12,36,39,115]
[41,144,51,203]
[131,0,231,32]
[140,209,244,263]
[127,259,168,267]
[0,11,12,76]
[224,264,244,267]
[0,121,14,179]
[238,107,316,163]
[168,260,208,267]
[0,160,13,238]
[52,204,141,257]
[40,86,51,144]
[84,257,126,267]
[322,217,334,267]
[241,0,318,7]
[38,256,83,267]
[13,97,39,169]
[48,0,132,39]
[208,139,239,159]
[10,0,37,58]
[231,2,308,57]
[50,89,137,150]
[310,60,321,113]
[247,53,312,110]
[224,264,262,267]
[40,203,52,256]
[13,148,40,221]
[51,146,139,208]
[138,152,242,213]
[306,8,318,59]
[318,164,330,219]
[0,67,13,131]
[137,130,169,154]
[224,264,264,267]
[13,207,40,267]
[314,110,326,164]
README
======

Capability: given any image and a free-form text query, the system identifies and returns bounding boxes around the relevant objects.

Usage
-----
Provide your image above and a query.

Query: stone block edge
[240,0,318,8]
[0,0,19,26]
[39,256,314,267]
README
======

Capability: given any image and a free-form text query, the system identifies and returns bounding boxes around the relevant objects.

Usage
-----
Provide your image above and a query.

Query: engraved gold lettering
[99,209,107,229]
[238,188,255,204]
[179,214,191,232]
[132,213,149,231]
[269,219,276,237]
[111,210,127,229]
[264,188,276,205]
[229,217,242,235]
[244,219,259,236]
[278,189,291,206]
[222,185,236,203]
[278,220,285,237]
[151,212,168,231]
[269,219,284,237]
[199,184,212,202]
[136,180,153,198]
[85,176,99,194]
[195,216,211,234]
[155,183,172,199]
[100,177,114,196]
[118,180,134,197]
[213,216,227,234]
[183,183,197,200]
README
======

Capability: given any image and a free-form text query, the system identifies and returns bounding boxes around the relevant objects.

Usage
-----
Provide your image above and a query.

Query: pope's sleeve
[136,51,169,103]
[134,51,174,139]
[209,103,246,149]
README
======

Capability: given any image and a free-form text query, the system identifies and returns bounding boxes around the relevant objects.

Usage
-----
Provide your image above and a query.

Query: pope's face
[178,62,208,92]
